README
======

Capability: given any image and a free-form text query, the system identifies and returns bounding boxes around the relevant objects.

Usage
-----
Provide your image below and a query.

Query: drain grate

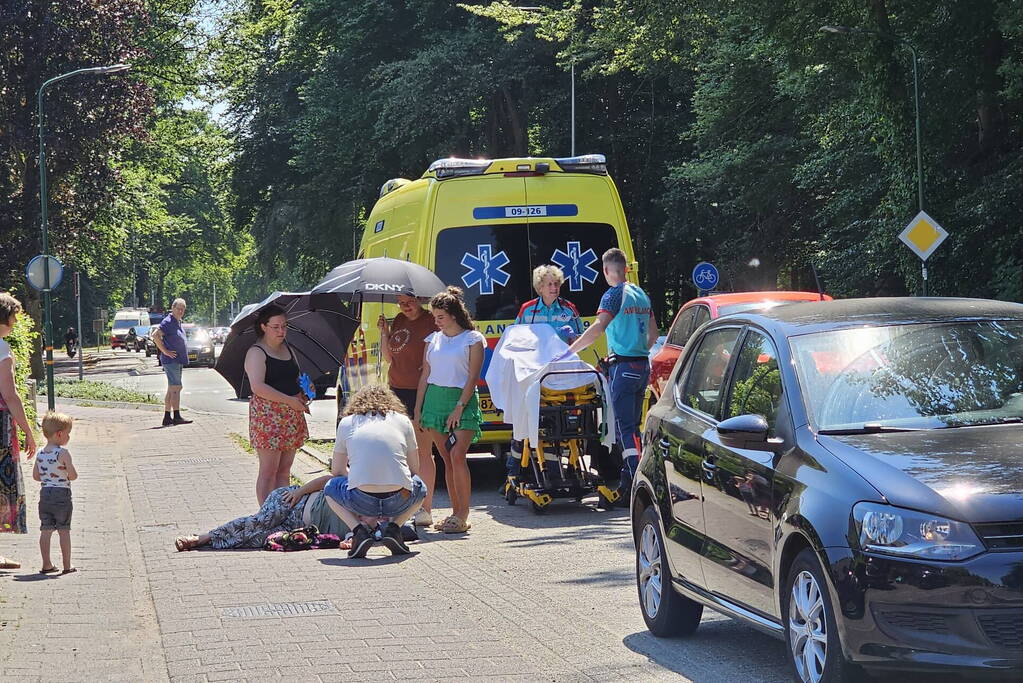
[222,600,337,619]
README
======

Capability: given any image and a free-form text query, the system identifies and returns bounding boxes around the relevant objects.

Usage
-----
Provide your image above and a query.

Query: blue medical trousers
[607,359,650,487]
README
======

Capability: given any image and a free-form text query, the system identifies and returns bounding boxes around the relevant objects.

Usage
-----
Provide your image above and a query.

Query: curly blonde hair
[532,265,565,293]
[342,385,408,417]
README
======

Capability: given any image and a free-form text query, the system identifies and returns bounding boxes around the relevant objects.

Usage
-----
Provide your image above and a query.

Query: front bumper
[825,546,1023,672]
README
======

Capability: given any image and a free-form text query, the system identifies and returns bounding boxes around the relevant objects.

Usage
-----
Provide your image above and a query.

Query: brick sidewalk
[1,403,789,682]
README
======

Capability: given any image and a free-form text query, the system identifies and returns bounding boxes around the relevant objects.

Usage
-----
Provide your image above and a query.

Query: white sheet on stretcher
[484,324,615,446]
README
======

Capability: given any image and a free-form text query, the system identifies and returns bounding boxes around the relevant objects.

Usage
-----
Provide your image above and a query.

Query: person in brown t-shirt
[378,294,438,526]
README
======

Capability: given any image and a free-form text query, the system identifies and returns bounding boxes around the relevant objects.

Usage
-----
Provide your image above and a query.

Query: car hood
[185,339,210,350]
[819,425,1023,523]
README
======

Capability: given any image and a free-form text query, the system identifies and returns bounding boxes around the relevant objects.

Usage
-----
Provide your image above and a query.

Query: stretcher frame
[502,368,620,512]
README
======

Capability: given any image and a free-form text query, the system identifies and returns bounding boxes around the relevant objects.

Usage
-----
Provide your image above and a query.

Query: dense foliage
[218,0,1023,322]
[6,310,39,429]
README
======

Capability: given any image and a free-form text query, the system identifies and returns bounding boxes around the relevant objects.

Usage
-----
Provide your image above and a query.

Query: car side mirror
[717,414,780,452]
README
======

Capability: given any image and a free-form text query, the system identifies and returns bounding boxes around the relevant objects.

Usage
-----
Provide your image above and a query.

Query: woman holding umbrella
[414,287,484,534]
[244,304,310,504]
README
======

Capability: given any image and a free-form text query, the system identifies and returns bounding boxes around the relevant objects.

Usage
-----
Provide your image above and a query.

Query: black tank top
[254,344,300,395]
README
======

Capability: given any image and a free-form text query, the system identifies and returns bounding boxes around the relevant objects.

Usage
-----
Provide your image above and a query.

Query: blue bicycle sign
[691,262,719,291]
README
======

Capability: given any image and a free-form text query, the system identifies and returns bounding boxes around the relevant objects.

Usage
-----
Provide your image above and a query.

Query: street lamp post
[820,25,928,294]
[37,63,129,408]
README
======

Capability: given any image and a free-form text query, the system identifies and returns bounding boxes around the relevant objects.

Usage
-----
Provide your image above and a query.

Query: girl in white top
[414,287,484,534]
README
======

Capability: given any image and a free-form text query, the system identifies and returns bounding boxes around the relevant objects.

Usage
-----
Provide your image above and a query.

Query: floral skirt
[208,486,305,549]
[0,408,27,534]
[249,395,308,451]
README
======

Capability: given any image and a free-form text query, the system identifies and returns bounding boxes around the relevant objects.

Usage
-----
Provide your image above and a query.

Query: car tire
[783,548,863,683]
[636,505,702,637]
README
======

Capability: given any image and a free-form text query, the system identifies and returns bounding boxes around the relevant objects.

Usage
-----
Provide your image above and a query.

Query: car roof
[683,290,829,314]
[715,297,1023,337]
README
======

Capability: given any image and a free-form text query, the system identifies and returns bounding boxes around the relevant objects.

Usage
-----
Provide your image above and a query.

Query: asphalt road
[80,345,341,438]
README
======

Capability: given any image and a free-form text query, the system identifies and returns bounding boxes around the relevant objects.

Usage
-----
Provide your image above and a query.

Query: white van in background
[111,308,150,350]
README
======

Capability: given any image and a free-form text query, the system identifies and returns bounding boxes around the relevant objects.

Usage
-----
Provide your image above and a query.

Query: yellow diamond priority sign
[898,210,947,261]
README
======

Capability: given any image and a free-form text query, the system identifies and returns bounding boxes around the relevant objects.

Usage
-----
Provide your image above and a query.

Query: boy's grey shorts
[39,487,73,530]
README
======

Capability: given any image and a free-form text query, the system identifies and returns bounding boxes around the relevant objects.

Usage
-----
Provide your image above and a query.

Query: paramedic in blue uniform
[562,248,657,501]
[503,265,583,486]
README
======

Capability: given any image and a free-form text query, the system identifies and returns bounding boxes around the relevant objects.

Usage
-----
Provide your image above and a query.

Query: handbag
[263,525,342,551]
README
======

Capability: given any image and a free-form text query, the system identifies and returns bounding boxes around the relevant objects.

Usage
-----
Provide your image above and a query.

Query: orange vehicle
[648,291,833,400]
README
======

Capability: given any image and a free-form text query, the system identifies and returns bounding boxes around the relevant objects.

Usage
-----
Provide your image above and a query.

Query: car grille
[974,522,1023,550]
[876,610,951,635]
[978,613,1023,648]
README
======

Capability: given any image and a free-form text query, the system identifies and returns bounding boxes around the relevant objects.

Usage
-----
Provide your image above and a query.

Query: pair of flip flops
[39,567,76,575]
[432,515,471,534]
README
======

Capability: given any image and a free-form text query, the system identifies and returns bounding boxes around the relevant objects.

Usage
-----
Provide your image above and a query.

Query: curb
[46,396,166,411]
[299,443,332,469]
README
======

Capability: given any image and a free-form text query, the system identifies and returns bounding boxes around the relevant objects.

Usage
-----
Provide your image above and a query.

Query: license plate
[188,353,198,361]
[479,397,495,412]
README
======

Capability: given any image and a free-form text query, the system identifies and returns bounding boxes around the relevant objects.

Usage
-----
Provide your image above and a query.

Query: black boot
[162,412,174,427]
[172,411,193,425]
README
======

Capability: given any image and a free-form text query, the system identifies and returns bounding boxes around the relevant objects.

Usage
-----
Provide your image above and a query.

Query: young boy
[32,411,77,574]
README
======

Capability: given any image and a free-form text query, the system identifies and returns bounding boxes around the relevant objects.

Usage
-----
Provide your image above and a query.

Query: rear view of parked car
[634,297,1023,681]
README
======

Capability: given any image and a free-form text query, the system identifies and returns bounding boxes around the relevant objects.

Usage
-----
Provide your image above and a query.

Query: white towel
[485,324,615,446]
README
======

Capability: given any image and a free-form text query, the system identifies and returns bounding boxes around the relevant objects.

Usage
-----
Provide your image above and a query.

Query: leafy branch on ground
[37,379,159,404]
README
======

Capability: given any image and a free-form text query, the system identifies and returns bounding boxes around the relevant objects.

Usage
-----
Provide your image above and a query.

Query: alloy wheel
[788,570,828,683]
[638,524,662,618]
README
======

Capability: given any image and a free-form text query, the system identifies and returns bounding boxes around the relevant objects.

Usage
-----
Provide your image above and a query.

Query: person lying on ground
[324,385,427,559]
[174,474,348,551]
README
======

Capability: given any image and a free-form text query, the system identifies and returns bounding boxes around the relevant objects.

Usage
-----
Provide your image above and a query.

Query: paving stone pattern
[1,404,791,682]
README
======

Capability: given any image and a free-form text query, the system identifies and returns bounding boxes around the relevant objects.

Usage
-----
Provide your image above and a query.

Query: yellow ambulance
[339,154,640,448]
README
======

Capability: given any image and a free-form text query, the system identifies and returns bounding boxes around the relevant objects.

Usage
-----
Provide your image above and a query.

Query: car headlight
[852,502,983,561]
[202,347,211,353]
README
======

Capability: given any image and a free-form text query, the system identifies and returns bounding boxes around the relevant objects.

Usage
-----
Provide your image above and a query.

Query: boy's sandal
[39,567,59,574]
[175,536,201,552]
[440,516,471,534]
[61,567,77,575]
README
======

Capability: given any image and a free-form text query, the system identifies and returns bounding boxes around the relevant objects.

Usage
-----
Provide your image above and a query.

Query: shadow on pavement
[320,553,418,566]
[623,624,790,682]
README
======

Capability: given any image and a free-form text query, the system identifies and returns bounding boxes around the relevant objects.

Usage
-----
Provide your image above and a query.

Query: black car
[633,297,1023,681]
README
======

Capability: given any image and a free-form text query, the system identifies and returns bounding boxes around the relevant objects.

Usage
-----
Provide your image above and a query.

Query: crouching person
[324,386,427,558]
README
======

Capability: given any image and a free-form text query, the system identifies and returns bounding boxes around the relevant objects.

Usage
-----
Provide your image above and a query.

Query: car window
[680,327,741,417]
[726,330,783,435]
[692,306,711,332]
[667,308,697,347]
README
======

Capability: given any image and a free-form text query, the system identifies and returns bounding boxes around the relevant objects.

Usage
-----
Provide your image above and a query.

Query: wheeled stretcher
[502,368,619,513]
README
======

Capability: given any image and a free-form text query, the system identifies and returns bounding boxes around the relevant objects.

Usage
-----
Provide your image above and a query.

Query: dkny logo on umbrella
[364,283,408,292]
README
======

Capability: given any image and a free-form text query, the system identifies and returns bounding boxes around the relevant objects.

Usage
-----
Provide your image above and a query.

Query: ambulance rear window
[434,222,619,321]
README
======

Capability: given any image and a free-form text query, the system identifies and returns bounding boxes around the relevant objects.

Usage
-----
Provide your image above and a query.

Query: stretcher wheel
[505,487,518,505]
[598,490,617,510]
[530,500,546,514]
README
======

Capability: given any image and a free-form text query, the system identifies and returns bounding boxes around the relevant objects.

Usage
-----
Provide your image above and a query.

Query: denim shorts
[163,362,183,386]
[39,487,72,530]
[325,475,426,518]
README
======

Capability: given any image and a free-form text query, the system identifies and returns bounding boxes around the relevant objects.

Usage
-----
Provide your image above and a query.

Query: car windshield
[112,320,135,331]
[186,328,210,342]
[790,320,1023,431]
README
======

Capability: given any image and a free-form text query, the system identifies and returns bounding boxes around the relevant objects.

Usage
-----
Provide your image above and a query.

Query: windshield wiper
[818,423,924,435]
[941,416,1023,429]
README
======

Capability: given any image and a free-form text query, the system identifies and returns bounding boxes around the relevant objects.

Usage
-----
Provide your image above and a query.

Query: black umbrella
[214,291,358,399]
[310,257,446,305]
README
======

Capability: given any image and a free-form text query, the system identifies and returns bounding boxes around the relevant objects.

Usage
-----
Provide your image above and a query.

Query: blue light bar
[427,157,492,179]
[554,154,607,174]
